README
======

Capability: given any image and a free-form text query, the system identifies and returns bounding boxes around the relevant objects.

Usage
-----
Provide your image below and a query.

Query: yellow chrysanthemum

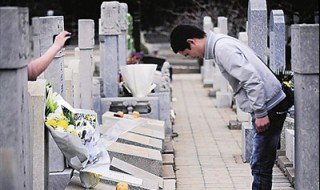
[46,119,57,127]
[57,120,69,130]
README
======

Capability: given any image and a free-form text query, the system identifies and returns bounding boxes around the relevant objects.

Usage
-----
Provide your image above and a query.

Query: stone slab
[163,141,174,154]
[111,157,164,188]
[100,170,159,190]
[162,154,174,165]
[65,176,115,190]
[28,79,48,190]
[106,142,162,176]
[163,179,176,190]
[118,132,163,151]
[215,91,233,108]
[102,112,165,140]
[48,168,73,190]
[228,120,242,130]
[277,156,293,173]
[162,165,175,179]
[241,122,254,163]
[286,167,295,185]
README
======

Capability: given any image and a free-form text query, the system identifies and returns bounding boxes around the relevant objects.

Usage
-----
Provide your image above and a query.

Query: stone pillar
[269,10,285,73]
[38,16,65,97]
[202,16,214,87]
[37,16,66,173]
[237,32,251,122]
[64,68,74,107]
[291,24,319,190]
[78,19,94,109]
[32,17,41,58]
[0,7,32,190]
[66,59,80,108]
[215,16,233,108]
[119,3,128,67]
[28,79,48,190]
[248,0,267,63]
[100,1,121,97]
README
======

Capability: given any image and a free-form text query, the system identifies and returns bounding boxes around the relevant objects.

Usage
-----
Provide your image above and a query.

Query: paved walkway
[170,73,294,190]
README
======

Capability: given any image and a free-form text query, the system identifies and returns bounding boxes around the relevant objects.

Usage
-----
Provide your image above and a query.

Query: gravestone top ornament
[101,1,121,35]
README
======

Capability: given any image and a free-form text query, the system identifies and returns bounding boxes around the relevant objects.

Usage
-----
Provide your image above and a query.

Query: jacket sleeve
[215,42,268,118]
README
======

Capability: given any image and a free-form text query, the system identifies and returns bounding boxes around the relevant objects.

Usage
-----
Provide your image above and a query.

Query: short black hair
[170,25,206,53]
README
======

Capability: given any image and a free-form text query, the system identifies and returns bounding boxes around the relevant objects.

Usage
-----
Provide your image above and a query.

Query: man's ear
[186,38,195,45]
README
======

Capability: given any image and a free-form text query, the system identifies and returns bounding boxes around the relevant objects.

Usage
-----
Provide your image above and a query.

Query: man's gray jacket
[204,31,285,118]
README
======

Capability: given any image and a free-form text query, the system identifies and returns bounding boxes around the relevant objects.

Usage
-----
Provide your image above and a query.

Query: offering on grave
[116,182,129,190]
[120,64,157,97]
[45,82,110,188]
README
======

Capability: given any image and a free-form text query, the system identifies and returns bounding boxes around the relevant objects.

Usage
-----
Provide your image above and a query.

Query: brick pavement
[171,74,294,190]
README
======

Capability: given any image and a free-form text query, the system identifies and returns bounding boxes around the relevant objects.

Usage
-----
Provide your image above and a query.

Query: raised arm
[28,31,71,81]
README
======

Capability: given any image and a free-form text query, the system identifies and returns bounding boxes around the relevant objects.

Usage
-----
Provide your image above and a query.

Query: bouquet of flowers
[45,82,110,188]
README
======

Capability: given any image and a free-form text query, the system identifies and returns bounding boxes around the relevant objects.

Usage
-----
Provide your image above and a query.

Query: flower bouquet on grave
[45,82,110,188]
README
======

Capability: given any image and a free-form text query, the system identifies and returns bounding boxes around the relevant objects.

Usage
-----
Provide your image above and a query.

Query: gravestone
[0,7,32,189]
[202,16,214,87]
[100,1,121,97]
[236,32,251,122]
[36,15,66,173]
[285,129,295,167]
[291,24,319,190]
[269,10,286,73]
[119,3,129,67]
[248,0,267,63]
[215,16,233,108]
[78,19,94,109]
[64,68,74,106]
[28,79,48,190]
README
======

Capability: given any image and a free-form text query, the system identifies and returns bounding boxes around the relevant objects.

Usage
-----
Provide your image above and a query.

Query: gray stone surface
[38,16,65,96]
[28,79,48,190]
[64,68,74,106]
[100,1,121,35]
[66,59,80,108]
[100,35,119,97]
[291,24,319,190]
[48,169,73,190]
[241,122,254,163]
[100,170,159,190]
[111,157,164,188]
[79,19,94,109]
[117,132,163,151]
[0,7,32,190]
[269,10,285,73]
[37,16,66,172]
[202,16,214,86]
[31,17,41,58]
[248,0,268,63]
[119,3,128,67]
[106,142,162,176]
[280,117,294,150]
[149,91,172,135]
[285,129,295,167]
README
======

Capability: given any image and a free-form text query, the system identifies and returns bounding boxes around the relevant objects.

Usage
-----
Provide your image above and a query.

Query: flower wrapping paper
[44,82,110,187]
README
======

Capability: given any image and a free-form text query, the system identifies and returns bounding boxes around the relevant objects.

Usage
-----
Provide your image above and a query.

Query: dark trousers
[250,99,288,190]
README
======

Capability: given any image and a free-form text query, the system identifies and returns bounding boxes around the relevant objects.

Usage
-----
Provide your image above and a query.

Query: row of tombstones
[0,2,174,190]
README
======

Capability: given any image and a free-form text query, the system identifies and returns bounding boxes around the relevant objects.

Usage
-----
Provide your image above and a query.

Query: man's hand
[255,116,270,133]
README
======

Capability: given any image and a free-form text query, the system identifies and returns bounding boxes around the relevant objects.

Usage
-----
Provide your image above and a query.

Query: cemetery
[0,0,318,190]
